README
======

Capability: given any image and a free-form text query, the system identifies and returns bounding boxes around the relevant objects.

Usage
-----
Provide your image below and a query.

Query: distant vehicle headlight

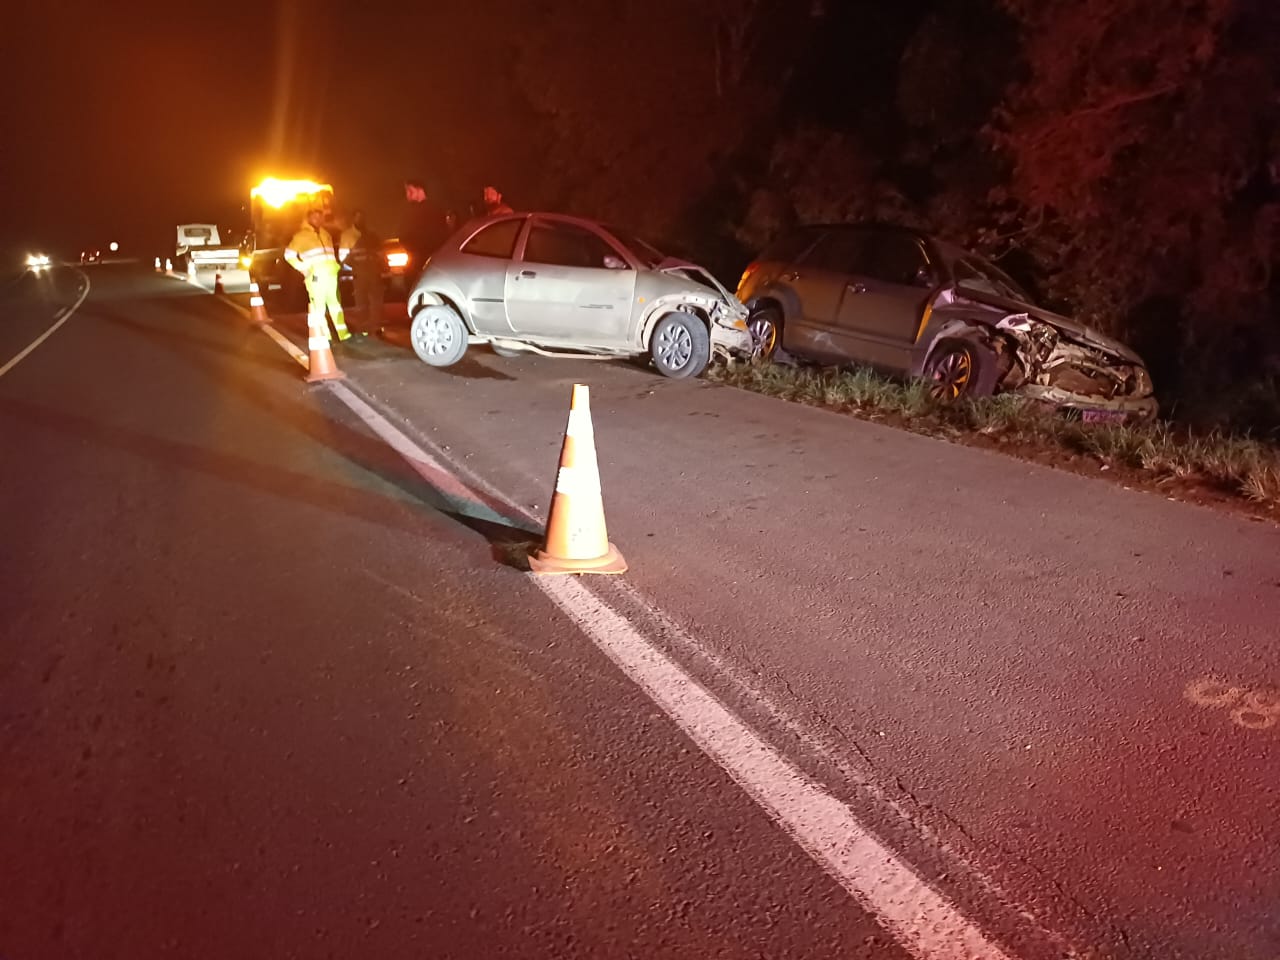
[386,251,409,269]
[26,253,50,269]
[240,255,253,269]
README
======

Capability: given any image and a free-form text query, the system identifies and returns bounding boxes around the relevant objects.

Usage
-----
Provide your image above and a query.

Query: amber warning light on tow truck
[250,177,333,209]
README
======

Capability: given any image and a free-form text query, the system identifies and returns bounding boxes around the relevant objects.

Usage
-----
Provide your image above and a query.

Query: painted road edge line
[0,269,92,380]
[219,295,309,368]
[323,394,1019,960]
[248,315,1023,960]
[541,574,1016,960]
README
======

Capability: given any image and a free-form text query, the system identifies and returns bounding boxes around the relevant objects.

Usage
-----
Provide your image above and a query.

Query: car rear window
[462,218,523,259]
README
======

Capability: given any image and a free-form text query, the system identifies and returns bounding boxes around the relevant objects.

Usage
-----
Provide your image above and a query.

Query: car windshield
[606,226,667,269]
[953,255,1028,302]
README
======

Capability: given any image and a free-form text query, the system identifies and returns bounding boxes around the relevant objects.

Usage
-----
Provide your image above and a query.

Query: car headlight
[240,255,253,269]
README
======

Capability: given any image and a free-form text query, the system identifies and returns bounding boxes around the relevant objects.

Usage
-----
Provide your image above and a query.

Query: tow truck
[175,223,240,273]
[240,178,335,311]
[240,176,415,311]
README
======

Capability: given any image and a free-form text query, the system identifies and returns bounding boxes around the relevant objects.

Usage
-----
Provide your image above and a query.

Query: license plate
[1082,408,1128,424]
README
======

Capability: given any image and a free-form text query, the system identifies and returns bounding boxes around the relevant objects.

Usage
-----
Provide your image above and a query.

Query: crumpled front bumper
[710,321,754,359]
[1017,384,1159,421]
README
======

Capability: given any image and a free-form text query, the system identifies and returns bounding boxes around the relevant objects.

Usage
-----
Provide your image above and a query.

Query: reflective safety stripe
[566,406,594,438]
[308,336,330,350]
[555,462,601,496]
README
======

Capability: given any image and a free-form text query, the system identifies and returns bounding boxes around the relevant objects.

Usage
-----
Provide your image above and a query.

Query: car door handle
[847,281,867,294]
[519,269,537,278]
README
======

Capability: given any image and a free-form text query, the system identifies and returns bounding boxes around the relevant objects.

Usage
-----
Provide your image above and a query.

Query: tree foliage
[471,0,1280,427]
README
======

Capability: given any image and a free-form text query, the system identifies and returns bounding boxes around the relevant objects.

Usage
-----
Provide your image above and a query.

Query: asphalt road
[3,263,1278,960]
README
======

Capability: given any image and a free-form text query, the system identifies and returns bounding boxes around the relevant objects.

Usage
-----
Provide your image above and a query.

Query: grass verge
[709,361,1280,515]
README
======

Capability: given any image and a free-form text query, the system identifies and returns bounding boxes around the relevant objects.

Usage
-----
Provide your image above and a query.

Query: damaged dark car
[736,223,1157,421]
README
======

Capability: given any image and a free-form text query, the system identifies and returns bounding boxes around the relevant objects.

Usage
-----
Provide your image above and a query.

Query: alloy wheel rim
[929,350,972,400]
[748,316,777,356]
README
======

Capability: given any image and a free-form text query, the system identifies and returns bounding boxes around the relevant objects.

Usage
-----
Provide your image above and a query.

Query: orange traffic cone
[213,272,224,295]
[530,384,627,576]
[248,281,269,325]
[165,258,173,273]
[154,257,161,272]
[304,314,346,384]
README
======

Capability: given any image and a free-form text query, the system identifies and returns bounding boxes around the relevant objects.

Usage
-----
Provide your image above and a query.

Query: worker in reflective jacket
[285,207,351,342]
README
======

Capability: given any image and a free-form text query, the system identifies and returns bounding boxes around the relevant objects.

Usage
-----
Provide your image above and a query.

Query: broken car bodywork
[920,287,1157,419]
[648,261,752,361]
[737,223,1158,419]
[406,213,752,370]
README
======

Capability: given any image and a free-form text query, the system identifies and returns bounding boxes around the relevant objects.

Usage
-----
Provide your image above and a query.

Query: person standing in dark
[339,210,382,333]
[400,180,448,278]
[482,184,514,217]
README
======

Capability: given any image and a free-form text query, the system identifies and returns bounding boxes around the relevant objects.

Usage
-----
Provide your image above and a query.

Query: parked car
[737,223,1157,420]
[339,236,413,301]
[405,213,753,378]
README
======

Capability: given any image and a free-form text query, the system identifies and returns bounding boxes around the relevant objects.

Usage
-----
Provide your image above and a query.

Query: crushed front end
[655,262,754,360]
[992,314,1158,421]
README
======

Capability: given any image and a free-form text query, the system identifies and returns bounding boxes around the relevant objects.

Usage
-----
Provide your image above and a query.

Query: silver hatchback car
[406,213,754,378]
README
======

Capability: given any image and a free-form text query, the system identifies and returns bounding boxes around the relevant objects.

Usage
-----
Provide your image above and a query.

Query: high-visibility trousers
[304,268,349,340]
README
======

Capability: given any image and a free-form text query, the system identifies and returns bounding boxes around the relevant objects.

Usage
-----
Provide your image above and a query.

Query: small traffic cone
[213,272,224,295]
[530,384,627,576]
[304,314,346,383]
[154,257,161,272]
[248,281,269,325]
[165,258,173,272]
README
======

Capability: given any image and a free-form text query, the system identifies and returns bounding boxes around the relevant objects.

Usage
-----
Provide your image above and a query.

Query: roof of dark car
[805,222,934,242]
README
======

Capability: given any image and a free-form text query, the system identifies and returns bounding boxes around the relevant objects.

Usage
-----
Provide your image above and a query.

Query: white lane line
[248,314,1023,960]
[0,270,92,380]
[263,325,309,368]
[541,575,1014,960]
[215,295,309,368]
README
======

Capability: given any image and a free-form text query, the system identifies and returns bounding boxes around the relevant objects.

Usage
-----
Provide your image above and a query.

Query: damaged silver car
[737,223,1158,420]
[406,213,753,379]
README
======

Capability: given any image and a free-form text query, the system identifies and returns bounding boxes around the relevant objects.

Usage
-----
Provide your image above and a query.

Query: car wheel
[490,343,522,359]
[650,312,710,379]
[923,338,998,401]
[747,307,782,360]
[410,305,468,367]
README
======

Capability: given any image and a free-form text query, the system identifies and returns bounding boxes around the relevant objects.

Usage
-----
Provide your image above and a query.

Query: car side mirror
[914,266,936,288]
[603,255,627,270]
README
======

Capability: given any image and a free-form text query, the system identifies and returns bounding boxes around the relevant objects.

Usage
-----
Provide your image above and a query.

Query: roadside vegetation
[709,360,1280,514]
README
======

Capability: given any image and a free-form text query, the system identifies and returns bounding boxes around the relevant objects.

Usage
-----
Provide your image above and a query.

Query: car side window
[800,229,870,274]
[523,221,624,270]
[461,218,523,259]
[763,227,825,263]
[862,234,930,287]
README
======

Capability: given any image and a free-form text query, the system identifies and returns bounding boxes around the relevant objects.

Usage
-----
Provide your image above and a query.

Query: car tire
[923,338,999,401]
[747,306,783,361]
[650,312,710,379]
[490,343,522,359]
[410,304,469,367]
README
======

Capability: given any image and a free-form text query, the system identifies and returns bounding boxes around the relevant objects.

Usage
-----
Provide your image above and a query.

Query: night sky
[7,0,531,259]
